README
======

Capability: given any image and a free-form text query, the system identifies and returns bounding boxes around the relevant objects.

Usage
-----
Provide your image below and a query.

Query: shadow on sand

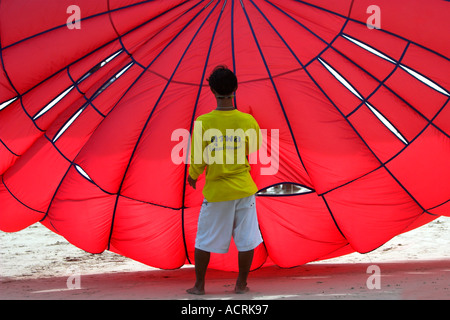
[1,259,449,300]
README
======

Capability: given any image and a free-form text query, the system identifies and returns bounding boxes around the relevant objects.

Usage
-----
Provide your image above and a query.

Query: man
[187,66,263,295]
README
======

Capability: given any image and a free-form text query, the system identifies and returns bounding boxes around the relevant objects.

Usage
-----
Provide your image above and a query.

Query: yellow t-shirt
[189,109,261,202]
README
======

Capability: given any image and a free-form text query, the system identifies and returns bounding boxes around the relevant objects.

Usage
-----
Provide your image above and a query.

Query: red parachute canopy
[0,0,449,271]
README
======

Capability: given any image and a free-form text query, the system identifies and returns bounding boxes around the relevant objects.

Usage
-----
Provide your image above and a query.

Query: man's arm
[187,174,197,189]
[247,117,262,155]
[188,120,207,188]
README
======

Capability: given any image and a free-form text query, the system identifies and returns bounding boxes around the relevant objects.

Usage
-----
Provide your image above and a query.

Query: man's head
[207,65,238,99]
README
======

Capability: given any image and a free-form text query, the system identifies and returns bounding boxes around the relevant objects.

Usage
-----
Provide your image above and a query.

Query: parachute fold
[0,0,449,271]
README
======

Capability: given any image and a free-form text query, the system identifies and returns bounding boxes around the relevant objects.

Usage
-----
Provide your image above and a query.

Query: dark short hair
[207,65,238,97]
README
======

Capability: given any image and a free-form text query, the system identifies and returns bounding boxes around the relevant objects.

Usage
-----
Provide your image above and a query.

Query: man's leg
[235,249,254,294]
[187,248,210,295]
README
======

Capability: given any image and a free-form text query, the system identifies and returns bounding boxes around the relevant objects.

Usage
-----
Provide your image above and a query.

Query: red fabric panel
[350,0,450,58]
[386,127,450,213]
[0,0,448,271]
[0,179,44,232]
[326,168,424,253]
[257,193,348,267]
[48,165,114,254]
[3,137,69,211]
[109,197,186,270]
[275,68,381,194]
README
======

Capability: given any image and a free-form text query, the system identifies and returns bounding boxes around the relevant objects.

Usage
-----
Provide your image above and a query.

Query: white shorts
[195,195,263,254]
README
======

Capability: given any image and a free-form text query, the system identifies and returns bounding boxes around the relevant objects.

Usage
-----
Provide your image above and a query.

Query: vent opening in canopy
[257,183,313,196]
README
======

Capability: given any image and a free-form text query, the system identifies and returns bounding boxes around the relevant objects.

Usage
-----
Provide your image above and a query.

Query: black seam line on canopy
[2,2,198,104]
[231,0,238,108]
[103,0,207,117]
[33,83,77,122]
[62,3,314,215]
[1,3,199,159]
[0,6,20,99]
[265,3,450,188]
[64,60,136,122]
[1,0,179,51]
[107,0,142,70]
[253,2,352,74]
[263,0,358,71]
[108,0,217,86]
[74,1,203,117]
[65,68,106,118]
[50,60,137,143]
[42,1,202,131]
[344,49,447,119]
[66,50,125,99]
[330,36,450,140]
[427,198,450,212]
[51,166,183,211]
[106,0,218,251]
[290,0,450,63]
[1,175,46,215]
[266,0,405,72]
[17,1,206,224]
[53,177,330,213]
[40,163,182,226]
[3,0,206,110]
[319,96,449,199]
[20,60,135,166]
[318,57,409,145]
[320,194,346,240]
[2,100,83,219]
[264,1,410,145]
[38,50,123,121]
[0,137,19,157]
[51,162,183,211]
[136,65,305,87]
[249,2,437,219]
[66,67,106,118]
[0,3,276,103]
[64,52,130,120]
[248,0,354,239]
[182,0,226,265]
[18,99,76,165]
[41,0,211,224]
[239,0,310,179]
[106,0,194,71]
[0,7,23,160]
[358,212,438,256]
[0,88,20,155]
[0,4,199,161]
[41,162,75,224]
[340,215,425,256]
[0,57,19,156]
[341,35,450,97]
[263,0,450,139]
[0,99,19,154]
[4,6,200,168]
[271,31,434,215]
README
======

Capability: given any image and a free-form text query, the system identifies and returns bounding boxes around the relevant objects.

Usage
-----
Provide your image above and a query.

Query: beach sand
[1,217,449,300]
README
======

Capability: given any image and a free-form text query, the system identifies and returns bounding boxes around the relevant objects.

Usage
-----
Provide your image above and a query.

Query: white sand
[1,216,449,300]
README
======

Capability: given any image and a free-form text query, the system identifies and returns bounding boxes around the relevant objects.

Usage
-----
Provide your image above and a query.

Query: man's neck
[215,98,235,110]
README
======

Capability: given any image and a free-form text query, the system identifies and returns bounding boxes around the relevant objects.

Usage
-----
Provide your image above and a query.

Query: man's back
[189,109,261,202]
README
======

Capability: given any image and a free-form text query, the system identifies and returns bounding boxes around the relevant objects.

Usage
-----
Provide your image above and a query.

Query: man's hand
[187,175,197,189]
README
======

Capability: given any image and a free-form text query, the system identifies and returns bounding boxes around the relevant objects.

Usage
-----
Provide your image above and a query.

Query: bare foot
[234,283,250,294]
[187,286,205,295]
